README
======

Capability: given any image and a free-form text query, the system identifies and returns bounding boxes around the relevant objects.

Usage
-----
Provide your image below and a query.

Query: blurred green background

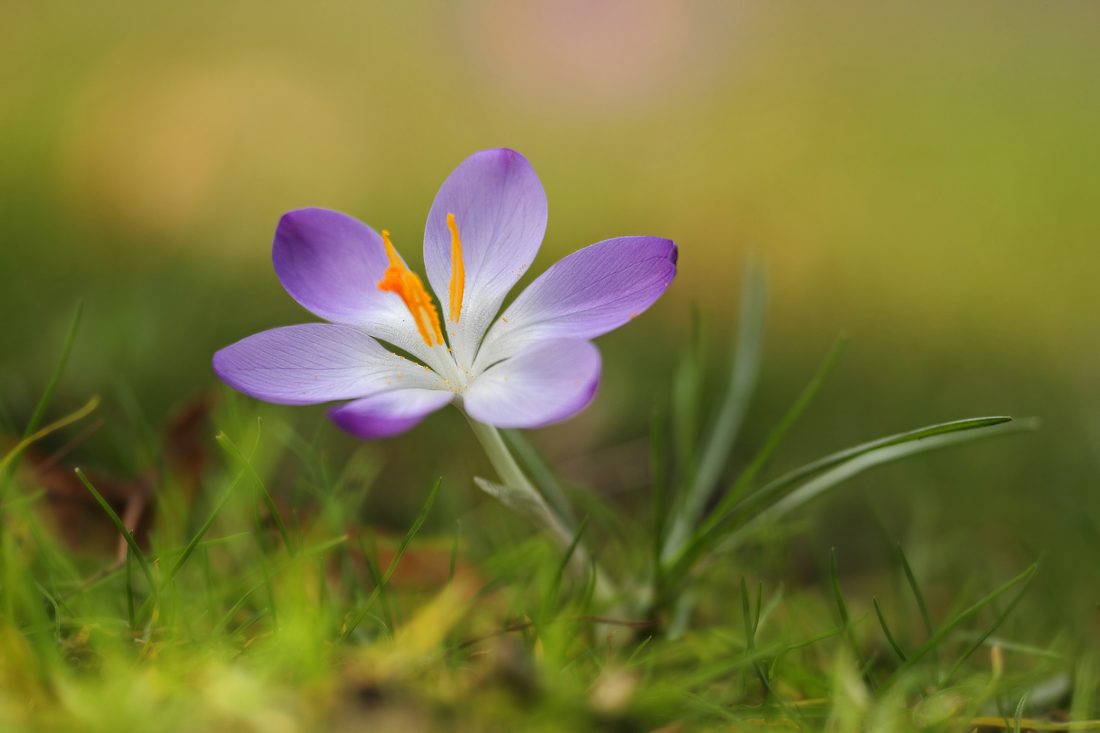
[2,2,1098,632]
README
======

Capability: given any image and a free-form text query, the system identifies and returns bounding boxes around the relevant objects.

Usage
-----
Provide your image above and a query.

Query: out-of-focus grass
[0,285,1087,731]
[0,356,1069,731]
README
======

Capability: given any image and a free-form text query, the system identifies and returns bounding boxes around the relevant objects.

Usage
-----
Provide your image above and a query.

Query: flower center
[378,230,444,347]
[376,215,467,351]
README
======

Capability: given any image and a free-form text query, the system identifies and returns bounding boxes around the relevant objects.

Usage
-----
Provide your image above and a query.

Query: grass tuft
[0,279,1080,731]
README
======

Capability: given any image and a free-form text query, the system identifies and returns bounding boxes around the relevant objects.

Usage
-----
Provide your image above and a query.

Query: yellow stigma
[447,212,465,323]
[377,230,444,346]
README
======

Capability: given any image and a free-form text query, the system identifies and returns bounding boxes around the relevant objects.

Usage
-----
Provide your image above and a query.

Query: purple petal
[462,339,601,429]
[272,208,444,369]
[213,324,442,405]
[328,389,454,439]
[422,149,548,371]
[473,236,677,371]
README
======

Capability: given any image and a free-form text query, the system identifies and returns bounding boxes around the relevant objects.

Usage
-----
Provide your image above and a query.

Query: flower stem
[463,415,616,603]
[463,417,542,503]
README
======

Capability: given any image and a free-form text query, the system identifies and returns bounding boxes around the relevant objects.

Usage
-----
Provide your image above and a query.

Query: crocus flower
[213,149,677,439]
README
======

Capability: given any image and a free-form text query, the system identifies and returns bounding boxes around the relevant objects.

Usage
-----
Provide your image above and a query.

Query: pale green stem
[463,414,616,603]
[464,416,543,506]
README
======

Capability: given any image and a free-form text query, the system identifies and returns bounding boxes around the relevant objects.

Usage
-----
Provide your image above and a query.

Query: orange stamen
[377,230,444,346]
[447,213,465,323]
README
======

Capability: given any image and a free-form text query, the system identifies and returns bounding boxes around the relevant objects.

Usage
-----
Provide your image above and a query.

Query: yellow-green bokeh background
[2,2,1098,625]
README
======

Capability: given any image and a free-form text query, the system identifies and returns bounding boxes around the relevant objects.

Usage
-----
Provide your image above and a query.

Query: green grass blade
[625,636,652,667]
[448,520,460,585]
[340,478,440,640]
[578,554,598,615]
[661,417,1030,593]
[741,577,755,649]
[1,298,87,505]
[1072,654,1095,723]
[357,532,394,635]
[299,535,347,557]
[898,544,935,637]
[134,470,247,622]
[202,547,217,623]
[251,487,279,631]
[697,334,845,541]
[683,643,779,689]
[167,470,246,580]
[898,543,938,671]
[650,408,668,581]
[24,301,84,439]
[943,568,1037,683]
[0,490,45,513]
[858,652,879,679]
[229,608,269,640]
[216,430,295,555]
[74,468,156,591]
[500,429,575,531]
[0,396,101,478]
[830,549,867,676]
[212,536,347,636]
[741,577,779,700]
[343,584,391,640]
[32,580,63,643]
[830,550,849,626]
[385,479,440,580]
[663,265,766,562]
[212,578,267,635]
[952,633,1063,661]
[873,597,908,662]
[753,581,763,638]
[316,557,329,611]
[769,624,847,678]
[1014,691,1030,733]
[884,563,1037,688]
[125,546,135,629]
[723,416,1017,527]
[148,533,250,561]
[20,496,80,593]
[757,584,783,637]
[111,378,160,468]
[671,304,706,488]
[544,515,589,620]
[715,418,1033,555]
[62,564,126,601]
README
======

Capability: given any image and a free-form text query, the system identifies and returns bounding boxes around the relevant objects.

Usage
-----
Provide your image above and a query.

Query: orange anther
[378,230,444,346]
[447,213,465,323]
